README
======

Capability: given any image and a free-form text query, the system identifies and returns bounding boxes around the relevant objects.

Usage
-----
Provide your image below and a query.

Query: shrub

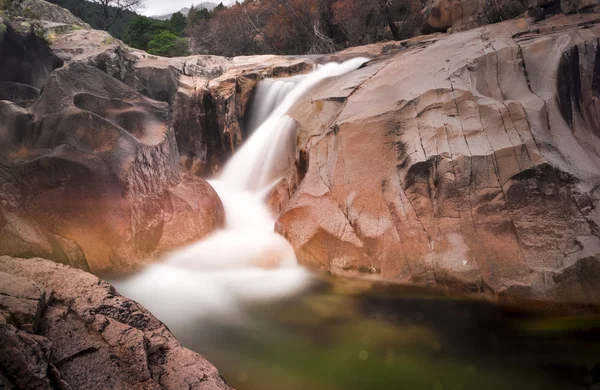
[0,0,12,11]
[147,30,188,57]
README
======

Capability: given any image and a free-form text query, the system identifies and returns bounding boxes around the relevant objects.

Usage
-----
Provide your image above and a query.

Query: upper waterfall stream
[113,58,369,328]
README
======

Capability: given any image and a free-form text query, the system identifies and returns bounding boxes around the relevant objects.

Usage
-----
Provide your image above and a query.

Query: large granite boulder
[9,0,90,28]
[0,56,224,272]
[276,14,600,303]
[0,256,232,389]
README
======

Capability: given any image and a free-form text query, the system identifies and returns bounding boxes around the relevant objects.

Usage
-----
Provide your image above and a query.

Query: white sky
[140,0,233,16]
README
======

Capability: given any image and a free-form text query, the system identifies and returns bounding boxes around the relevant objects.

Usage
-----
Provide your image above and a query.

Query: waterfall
[245,76,301,134]
[112,57,369,329]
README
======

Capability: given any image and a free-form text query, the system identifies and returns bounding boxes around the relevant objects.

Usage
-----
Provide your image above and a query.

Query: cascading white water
[245,76,301,134]
[112,57,368,331]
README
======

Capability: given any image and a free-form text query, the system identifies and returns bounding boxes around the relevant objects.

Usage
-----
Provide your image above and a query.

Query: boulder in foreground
[0,256,232,389]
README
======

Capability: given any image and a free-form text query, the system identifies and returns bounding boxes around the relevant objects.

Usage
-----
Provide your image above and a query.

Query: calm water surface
[177,275,600,390]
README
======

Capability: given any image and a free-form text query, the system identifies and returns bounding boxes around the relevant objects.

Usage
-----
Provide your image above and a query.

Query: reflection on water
[178,275,600,390]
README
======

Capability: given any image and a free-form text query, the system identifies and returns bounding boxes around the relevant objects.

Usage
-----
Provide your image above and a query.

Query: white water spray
[113,57,368,331]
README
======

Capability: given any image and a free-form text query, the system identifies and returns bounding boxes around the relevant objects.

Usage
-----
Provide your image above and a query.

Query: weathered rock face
[0,27,225,273]
[0,10,317,269]
[10,0,91,28]
[0,256,232,389]
[276,14,600,303]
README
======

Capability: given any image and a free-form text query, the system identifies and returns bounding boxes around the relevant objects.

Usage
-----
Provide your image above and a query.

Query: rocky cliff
[275,13,600,303]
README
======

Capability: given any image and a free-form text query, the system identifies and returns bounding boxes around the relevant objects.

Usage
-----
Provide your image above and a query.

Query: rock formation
[276,13,600,304]
[0,23,224,273]
[0,256,232,389]
[50,27,316,175]
[3,0,600,302]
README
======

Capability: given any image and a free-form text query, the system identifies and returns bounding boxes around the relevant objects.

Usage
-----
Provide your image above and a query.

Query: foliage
[185,0,424,56]
[49,0,428,57]
[87,0,145,30]
[125,15,163,50]
[213,2,225,13]
[169,11,186,35]
[263,0,336,55]
[147,29,188,57]
[102,35,115,44]
[189,1,268,56]
[0,0,12,11]
[332,0,381,46]
[125,13,190,56]
[187,5,211,26]
[48,0,139,39]
[45,30,57,43]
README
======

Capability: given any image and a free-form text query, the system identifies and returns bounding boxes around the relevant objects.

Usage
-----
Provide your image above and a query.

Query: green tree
[214,2,226,13]
[169,12,187,35]
[125,16,161,50]
[147,30,189,57]
[187,5,211,27]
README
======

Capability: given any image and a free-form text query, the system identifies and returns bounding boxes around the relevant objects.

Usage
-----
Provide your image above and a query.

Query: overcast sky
[140,0,233,16]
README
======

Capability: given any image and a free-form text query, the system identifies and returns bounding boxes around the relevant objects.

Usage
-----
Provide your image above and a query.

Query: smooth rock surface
[276,14,600,303]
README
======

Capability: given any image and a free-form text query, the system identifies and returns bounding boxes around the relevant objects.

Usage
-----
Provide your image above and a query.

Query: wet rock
[50,28,316,175]
[0,256,232,389]
[276,14,600,303]
[207,56,314,161]
[172,75,224,175]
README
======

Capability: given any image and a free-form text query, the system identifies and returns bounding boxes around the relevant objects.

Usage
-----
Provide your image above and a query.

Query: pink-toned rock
[0,256,232,390]
[50,28,316,176]
[0,56,224,273]
[276,14,600,303]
